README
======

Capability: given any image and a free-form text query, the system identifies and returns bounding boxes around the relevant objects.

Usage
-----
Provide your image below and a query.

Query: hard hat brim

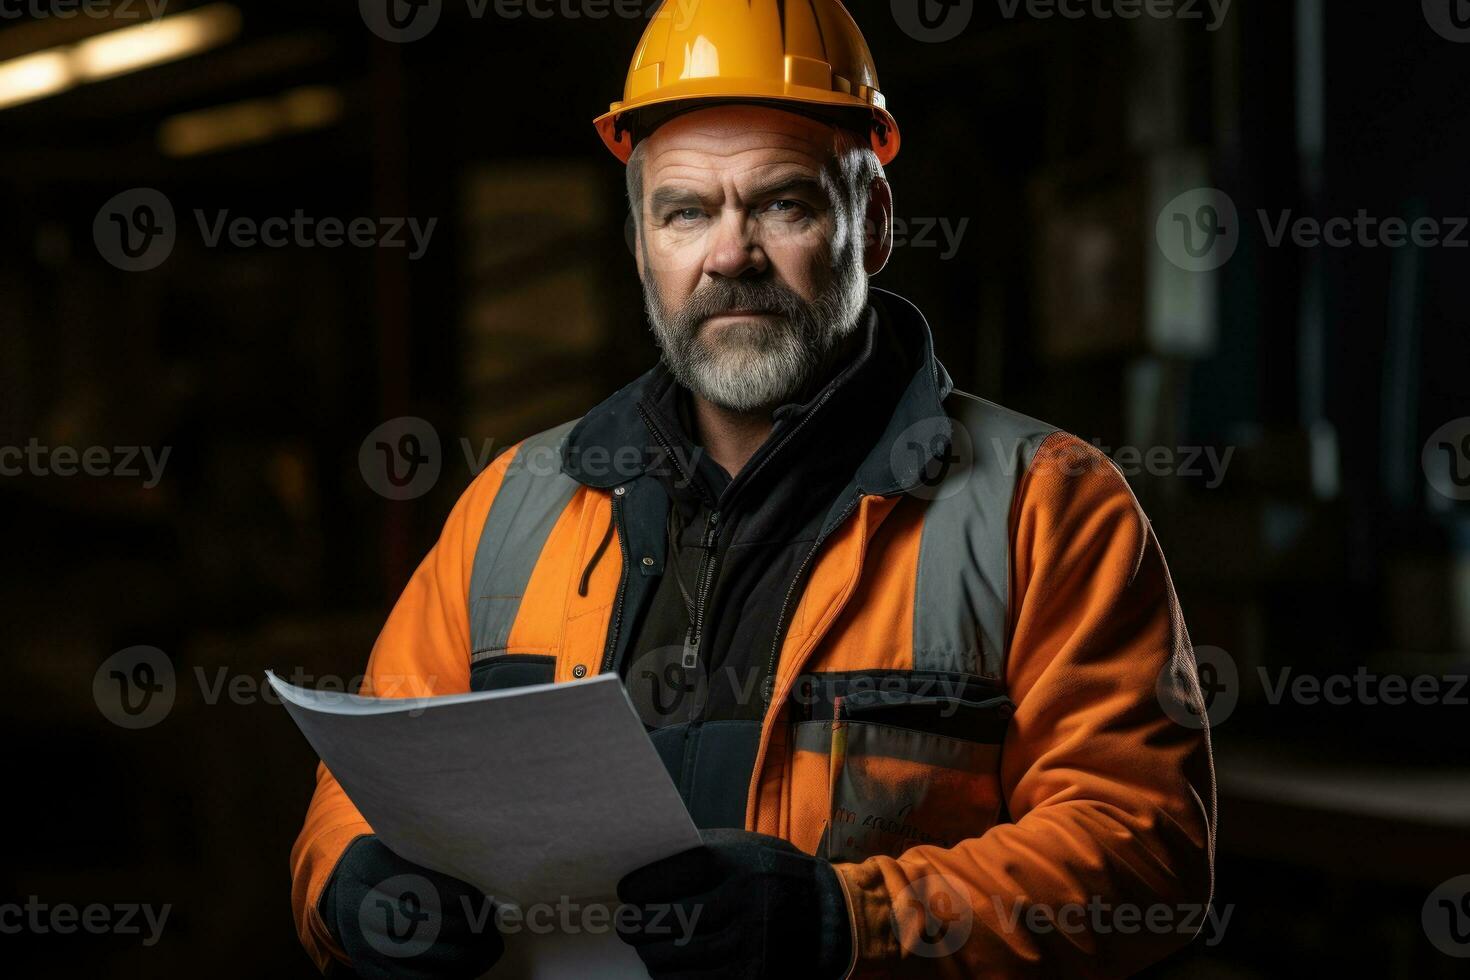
[594,81,899,166]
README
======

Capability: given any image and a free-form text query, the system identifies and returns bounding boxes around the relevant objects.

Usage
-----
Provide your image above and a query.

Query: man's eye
[765,199,806,216]
[668,208,704,223]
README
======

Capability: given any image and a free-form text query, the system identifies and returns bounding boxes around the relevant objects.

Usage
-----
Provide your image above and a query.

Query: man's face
[633,105,881,413]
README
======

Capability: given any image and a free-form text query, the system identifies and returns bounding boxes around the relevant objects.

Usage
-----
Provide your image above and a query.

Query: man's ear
[863,176,893,276]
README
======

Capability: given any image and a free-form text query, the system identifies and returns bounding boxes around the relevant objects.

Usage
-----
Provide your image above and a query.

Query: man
[290,2,1216,977]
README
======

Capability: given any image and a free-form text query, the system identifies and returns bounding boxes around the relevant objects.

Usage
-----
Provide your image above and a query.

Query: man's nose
[702,208,768,280]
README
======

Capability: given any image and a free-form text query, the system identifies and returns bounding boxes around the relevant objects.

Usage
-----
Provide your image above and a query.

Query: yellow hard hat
[594,0,899,165]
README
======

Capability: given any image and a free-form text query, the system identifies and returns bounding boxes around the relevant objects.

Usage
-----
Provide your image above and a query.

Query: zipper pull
[681,629,699,670]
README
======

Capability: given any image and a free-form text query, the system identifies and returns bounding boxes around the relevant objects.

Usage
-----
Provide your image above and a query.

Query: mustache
[674,278,806,327]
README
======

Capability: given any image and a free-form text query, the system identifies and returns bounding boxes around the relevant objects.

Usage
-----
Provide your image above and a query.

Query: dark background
[2,0,1468,975]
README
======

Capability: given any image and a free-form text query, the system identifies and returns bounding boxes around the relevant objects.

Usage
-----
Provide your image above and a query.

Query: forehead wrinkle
[647,155,831,207]
[645,141,830,180]
[645,116,833,164]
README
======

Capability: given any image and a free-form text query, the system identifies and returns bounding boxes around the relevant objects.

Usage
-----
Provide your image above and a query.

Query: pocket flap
[839,689,1013,744]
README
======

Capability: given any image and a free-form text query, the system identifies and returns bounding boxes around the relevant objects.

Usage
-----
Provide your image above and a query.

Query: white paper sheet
[270,670,701,978]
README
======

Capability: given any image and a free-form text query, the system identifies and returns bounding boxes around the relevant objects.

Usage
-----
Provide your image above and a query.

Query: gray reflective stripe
[468,420,581,662]
[794,719,834,755]
[913,392,1057,681]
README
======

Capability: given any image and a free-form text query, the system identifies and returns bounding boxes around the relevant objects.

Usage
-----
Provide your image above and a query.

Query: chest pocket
[788,671,1012,862]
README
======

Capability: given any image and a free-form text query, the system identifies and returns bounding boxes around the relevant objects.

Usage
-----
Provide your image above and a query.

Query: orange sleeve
[288,450,516,972]
[836,432,1217,977]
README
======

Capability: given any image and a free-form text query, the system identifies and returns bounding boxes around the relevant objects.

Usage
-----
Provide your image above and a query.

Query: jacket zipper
[598,489,630,675]
[635,402,726,672]
[637,386,845,680]
[636,401,704,502]
[681,509,721,669]
[761,493,861,707]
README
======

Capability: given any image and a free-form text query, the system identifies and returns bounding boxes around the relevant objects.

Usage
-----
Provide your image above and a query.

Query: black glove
[615,828,854,980]
[320,835,504,980]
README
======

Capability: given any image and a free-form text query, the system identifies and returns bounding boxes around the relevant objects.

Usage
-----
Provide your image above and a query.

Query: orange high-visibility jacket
[291,289,1216,977]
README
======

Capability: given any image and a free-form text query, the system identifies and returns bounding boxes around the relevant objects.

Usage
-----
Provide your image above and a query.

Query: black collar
[560,286,955,498]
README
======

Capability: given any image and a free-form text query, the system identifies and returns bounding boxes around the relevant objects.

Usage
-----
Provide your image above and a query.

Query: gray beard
[641,244,869,413]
